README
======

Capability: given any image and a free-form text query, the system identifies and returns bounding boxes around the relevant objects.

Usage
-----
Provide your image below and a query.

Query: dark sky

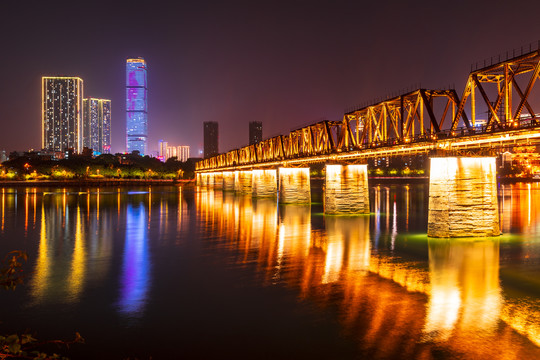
[2,0,540,156]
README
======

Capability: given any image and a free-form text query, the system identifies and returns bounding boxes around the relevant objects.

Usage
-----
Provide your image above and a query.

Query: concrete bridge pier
[222,171,235,191]
[212,172,223,189]
[324,164,369,214]
[278,167,311,204]
[196,173,209,187]
[427,157,500,238]
[252,169,277,197]
[234,170,253,193]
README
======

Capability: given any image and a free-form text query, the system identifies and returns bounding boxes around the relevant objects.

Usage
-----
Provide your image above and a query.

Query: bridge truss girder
[452,50,540,131]
[345,89,459,147]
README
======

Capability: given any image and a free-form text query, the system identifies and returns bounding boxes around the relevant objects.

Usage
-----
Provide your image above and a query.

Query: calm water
[0,183,540,359]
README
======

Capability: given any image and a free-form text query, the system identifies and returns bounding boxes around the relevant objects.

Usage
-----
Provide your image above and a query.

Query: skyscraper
[83,98,111,154]
[203,121,218,158]
[249,121,263,145]
[42,77,83,152]
[126,57,147,155]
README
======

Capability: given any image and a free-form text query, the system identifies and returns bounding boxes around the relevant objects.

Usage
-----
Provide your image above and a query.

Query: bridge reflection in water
[196,186,540,358]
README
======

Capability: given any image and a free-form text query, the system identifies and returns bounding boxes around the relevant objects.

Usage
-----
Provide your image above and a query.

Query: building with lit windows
[126,58,148,155]
[204,121,218,158]
[249,121,262,145]
[42,77,83,153]
[178,145,190,162]
[83,98,111,154]
[158,140,168,160]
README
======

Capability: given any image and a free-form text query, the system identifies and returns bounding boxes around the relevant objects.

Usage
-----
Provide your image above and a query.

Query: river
[0,182,539,359]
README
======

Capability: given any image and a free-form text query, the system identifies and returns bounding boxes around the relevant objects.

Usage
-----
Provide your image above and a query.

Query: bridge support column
[234,170,252,193]
[213,172,223,189]
[196,173,209,187]
[324,164,369,214]
[252,169,277,198]
[222,171,235,191]
[428,157,499,238]
[279,167,310,204]
[207,172,215,187]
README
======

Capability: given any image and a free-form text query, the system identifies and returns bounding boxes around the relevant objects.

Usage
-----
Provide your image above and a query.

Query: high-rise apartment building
[83,98,111,154]
[203,121,218,158]
[126,58,148,155]
[166,146,177,160]
[249,121,262,145]
[158,140,168,159]
[177,145,190,162]
[42,77,83,152]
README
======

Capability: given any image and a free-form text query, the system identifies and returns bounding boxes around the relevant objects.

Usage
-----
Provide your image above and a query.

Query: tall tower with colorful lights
[126,57,148,155]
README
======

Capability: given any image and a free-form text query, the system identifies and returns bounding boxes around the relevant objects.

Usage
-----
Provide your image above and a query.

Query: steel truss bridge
[197,48,540,172]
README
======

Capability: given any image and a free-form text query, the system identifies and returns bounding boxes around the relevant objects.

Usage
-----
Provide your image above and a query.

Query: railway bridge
[196,47,540,238]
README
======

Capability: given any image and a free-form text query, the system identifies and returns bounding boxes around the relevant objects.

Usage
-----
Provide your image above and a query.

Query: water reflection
[119,203,150,316]
[31,195,88,303]
[424,238,501,341]
[194,186,540,358]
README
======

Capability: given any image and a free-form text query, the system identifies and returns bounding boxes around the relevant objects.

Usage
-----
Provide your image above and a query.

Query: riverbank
[0,178,195,187]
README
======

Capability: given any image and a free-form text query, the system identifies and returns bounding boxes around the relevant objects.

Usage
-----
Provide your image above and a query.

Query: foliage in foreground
[0,251,84,359]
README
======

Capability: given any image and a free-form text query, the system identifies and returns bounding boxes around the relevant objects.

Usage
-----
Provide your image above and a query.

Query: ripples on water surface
[0,183,539,359]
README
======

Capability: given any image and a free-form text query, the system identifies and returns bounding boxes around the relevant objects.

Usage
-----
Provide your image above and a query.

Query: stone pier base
[324,164,369,214]
[196,173,209,187]
[212,172,223,189]
[279,168,310,204]
[427,157,500,238]
[252,169,277,197]
[234,170,253,193]
[222,171,235,191]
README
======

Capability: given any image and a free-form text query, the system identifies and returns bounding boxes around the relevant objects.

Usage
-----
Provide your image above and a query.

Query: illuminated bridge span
[196,47,540,238]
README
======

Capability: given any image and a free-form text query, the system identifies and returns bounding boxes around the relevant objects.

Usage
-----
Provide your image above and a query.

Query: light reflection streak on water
[67,205,86,301]
[2,188,5,233]
[119,203,150,316]
[33,188,37,228]
[31,204,49,301]
[374,186,380,245]
[24,188,29,235]
[96,188,100,221]
[147,186,152,229]
[391,201,397,251]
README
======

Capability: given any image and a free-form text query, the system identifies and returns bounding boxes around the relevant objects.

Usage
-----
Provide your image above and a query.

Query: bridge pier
[212,172,223,189]
[324,164,369,214]
[279,167,311,204]
[196,172,209,187]
[428,157,500,238]
[222,171,235,191]
[234,170,253,193]
[252,169,277,198]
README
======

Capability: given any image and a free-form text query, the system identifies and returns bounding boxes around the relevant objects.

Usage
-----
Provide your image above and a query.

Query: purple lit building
[126,58,148,155]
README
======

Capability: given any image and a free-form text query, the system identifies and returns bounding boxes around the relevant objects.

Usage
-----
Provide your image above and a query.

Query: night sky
[2,0,540,156]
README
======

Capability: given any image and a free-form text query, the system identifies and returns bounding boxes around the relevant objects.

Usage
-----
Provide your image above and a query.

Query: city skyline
[5,1,540,156]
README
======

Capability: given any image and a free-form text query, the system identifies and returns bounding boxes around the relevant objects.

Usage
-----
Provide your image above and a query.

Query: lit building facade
[204,121,218,158]
[42,77,83,152]
[83,98,111,154]
[126,58,148,155]
[178,145,190,162]
[158,140,168,160]
[158,141,190,162]
[249,121,263,145]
